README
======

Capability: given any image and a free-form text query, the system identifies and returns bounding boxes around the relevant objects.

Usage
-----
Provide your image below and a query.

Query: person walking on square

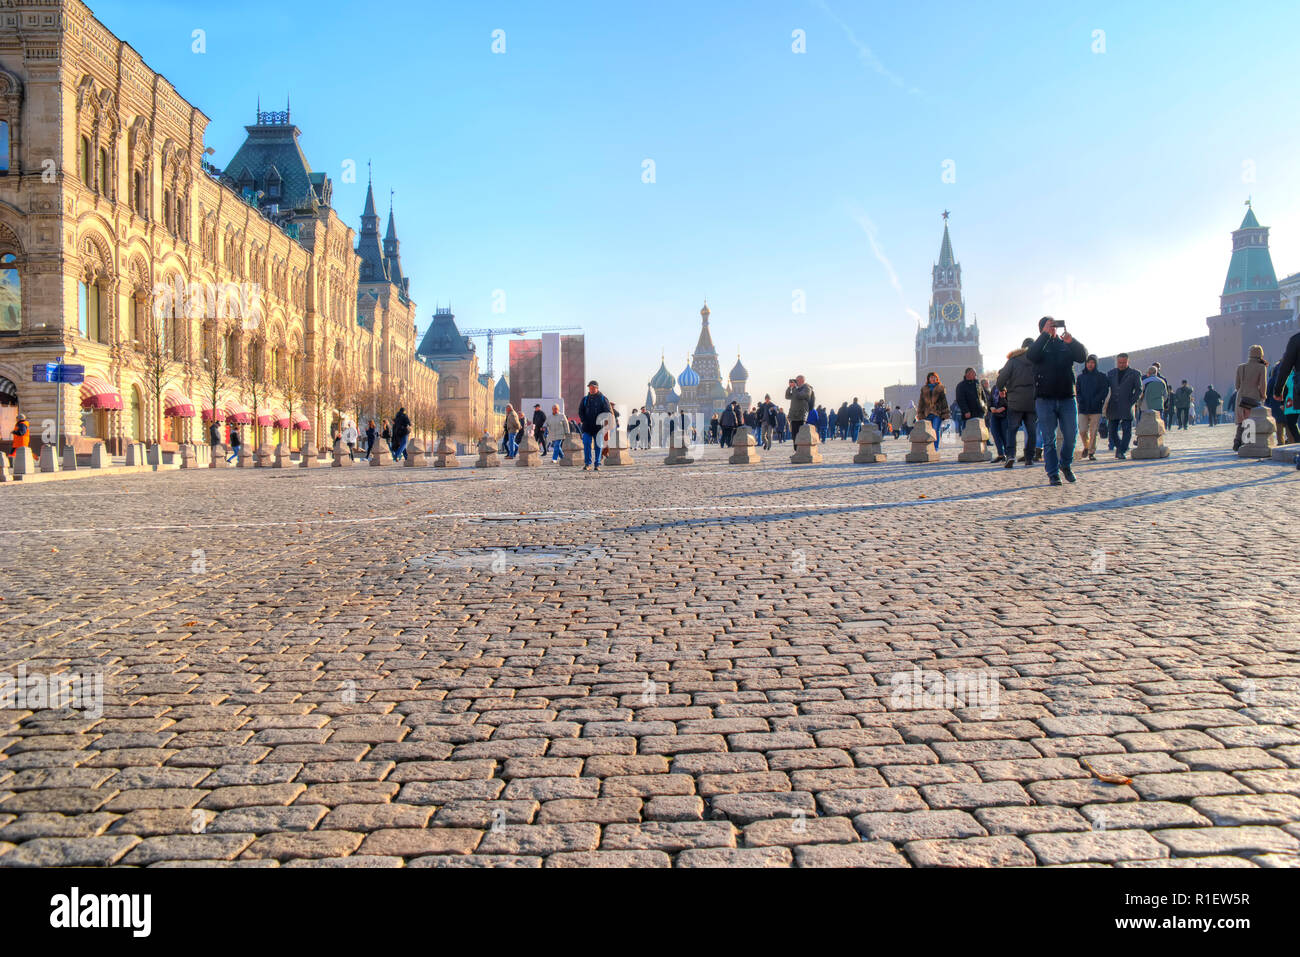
[1139,366,1167,426]
[890,405,905,439]
[1173,381,1194,431]
[391,407,411,460]
[1075,354,1109,461]
[1204,384,1222,426]
[988,386,1009,462]
[785,375,815,441]
[578,379,610,471]
[995,338,1038,468]
[1106,354,1141,459]
[902,402,917,437]
[1026,316,1087,485]
[226,425,242,463]
[502,404,521,459]
[758,394,777,449]
[954,368,986,442]
[531,403,547,446]
[380,418,392,456]
[719,402,737,447]
[917,372,950,450]
[342,419,358,458]
[208,418,221,449]
[364,419,377,459]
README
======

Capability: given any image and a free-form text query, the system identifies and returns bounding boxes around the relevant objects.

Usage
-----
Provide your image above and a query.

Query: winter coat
[1140,376,1168,413]
[1235,358,1268,408]
[1203,388,1222,410]
[392,410,411,439]
[546,412,569,437]
[995,349,1037,413]
[577,391,610,435]
[504,408,521,433]
[1025,332,1088,399]
[847,402,864,424]
[208,422,222,446]
[1075,368,1110,415]
[11,417,30,449]
[890,408,904,430]
[1173,386,1194,411]
[720,408,737,429]
[785,383,815,421]
[917,384,950,420]
[1106,366,1142,420]
[954,379,986,419]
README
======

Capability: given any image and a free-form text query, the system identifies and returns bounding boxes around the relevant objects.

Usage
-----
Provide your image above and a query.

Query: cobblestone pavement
[3,424,1300,868]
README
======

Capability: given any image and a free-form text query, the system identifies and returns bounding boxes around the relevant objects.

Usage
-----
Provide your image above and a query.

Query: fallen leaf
[183,620,198,627]
[1080,757,1132,786]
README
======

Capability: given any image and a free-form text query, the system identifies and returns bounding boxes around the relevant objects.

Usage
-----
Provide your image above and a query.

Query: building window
[99,147,110,197]
[133,170,145,217]
[79,136,92,184]
[0,253,18,331]
[0,121,9,174]
[78,281,102,342]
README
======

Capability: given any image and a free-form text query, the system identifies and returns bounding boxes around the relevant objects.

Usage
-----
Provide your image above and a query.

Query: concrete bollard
[559,432,584,467]
[475,436,501,468]
[236,445,252,468]
[853,424,887,464]
[905,420,940,463]
[12,446,37,476]
[253,444,272,468]
[39,444,61,473]
[790,424,823,464]
[210,444,229,468]
[331,437,352,467]
[958,418,993,463]
[663,434,694,465]
[125,443,145,467]
[728,429,761,465]
[1131,413,1171,460]
[433,437,459,468]
[515,431,542,467]
[404,439,427,467]
[1236,407,1274,459]
[600,428,633,466]
[91,444,111,469]
[179,444,198,469]
[272,444,291,468]
[298,442,319,468]
[0,451,10,482]
[368,441,392,466]
[148,443,164,468]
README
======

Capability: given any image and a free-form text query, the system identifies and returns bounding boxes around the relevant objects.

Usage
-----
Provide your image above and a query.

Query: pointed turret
[356,174,387,284]
[1221,200,1281,313]
[694,301,717,355]
[937,222,955,269]
[383,200,406,294]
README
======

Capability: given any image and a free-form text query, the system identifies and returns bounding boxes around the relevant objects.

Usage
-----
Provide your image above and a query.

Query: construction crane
[458,325,582,379]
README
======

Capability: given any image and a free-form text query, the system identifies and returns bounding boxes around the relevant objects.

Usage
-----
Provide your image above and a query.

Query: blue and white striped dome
[678,363,700,388]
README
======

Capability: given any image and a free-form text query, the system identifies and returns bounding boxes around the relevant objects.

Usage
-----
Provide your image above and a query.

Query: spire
[356,170,387,284]
[383,189,405,293]
[694,301,716,355]
[938,216,955,269]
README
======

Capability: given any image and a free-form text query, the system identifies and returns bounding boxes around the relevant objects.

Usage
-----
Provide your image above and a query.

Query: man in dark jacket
[994,338,1038,469]
[1106,353,1142,459]
[954,368,987,433]
[1173,381,1194,430]
[391,407,411,460]
[577,380,610,471]
[532,404,547,444]
[1203,385,1221,426]
[758,395,778,449]
[846,398,864,442]
[1026,316,1088,485]
[719,403,737,447]
[785,376,815,440]
[1075,355,1109,461]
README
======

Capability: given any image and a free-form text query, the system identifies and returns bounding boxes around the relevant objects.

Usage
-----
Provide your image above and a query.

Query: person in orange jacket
[11,412,30,449]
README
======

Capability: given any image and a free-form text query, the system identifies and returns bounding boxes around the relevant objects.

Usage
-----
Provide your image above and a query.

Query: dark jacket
[229,429,242,449]
[577,391,610,435]
[785,383,815,421]
[720,408,737,429]
[209,422,221,446]
[954,379,986,419]
[995,349,1037,413]
[1203,388,1221,410]
[1106,366,1142,420]
[392,410,411,439]
[847,402,864,424]
[1173,386,1194,410]
[759,401,778,426]
[532,409,547,436]
[1025,332,1088,399]
[1076,368,1110,415]
[1274,332,1300,400]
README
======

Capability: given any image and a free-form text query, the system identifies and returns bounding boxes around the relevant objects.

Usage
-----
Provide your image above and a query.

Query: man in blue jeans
[577,379,610,472]
[1026,316,1088,486]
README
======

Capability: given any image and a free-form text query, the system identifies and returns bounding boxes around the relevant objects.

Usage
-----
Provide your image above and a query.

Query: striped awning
[292,414,311,431]
[80,376,123,411]
[224,399,251,424]
[164,389,195,418]
[270,409,290,428]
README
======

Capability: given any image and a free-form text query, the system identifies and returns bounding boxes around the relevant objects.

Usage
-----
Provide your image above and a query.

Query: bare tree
[244,330,270,451]
[280,349,303,451]
[201,315,236,445]
[135,289,184,445]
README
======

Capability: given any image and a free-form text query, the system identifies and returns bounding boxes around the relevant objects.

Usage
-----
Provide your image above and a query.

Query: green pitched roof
[938,223,956,268]
[1241,206,1261,229]
[1222,245,1278,295]
[222,116,324,211]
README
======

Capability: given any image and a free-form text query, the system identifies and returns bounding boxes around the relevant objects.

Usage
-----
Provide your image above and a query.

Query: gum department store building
[0,0,501,458]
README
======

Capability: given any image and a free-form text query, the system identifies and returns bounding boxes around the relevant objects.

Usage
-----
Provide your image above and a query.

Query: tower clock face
[941,301,962,322]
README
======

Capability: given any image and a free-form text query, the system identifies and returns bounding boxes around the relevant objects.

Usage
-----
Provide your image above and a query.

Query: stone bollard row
[957,418,992,463]
[1132,413,1171,460]
[790,424,822,464]
[906,420,940,463]
[853,425,887,464]
[434,437,459,468]
[729,429,761,465]
[1237,406,1274,459]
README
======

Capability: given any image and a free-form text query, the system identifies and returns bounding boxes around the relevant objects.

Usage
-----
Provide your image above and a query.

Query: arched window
[133,169,145,217]
[99,147,110,197]
[132,294,146,344]
[0,253,19,332]
[79,136,92,184]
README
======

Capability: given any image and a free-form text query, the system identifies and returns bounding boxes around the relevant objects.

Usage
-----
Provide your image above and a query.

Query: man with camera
[785,375,815,441]
[1026,316,1088,486]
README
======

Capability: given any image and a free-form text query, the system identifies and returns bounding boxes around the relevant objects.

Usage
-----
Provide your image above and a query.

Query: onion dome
[650,357,675,390]
[678,362,700,388]
[730,354,748,381]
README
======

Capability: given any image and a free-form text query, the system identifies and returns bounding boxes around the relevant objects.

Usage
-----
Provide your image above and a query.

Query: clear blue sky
[93,0,1300,414]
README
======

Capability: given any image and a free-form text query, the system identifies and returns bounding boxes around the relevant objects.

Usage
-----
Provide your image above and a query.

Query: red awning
[255,412,274,427]
[224,399,251,424]
[292,414,311,431]
[270,409,290,428]
[80,376,123,411]
[164,390,195,418]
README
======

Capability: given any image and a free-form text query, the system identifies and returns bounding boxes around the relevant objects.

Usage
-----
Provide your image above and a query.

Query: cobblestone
[3,427,1298,866]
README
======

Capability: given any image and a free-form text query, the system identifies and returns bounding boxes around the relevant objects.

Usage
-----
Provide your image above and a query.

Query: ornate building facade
[414,307,499,445]
[0,0,450,458]
[645,303,751,419]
